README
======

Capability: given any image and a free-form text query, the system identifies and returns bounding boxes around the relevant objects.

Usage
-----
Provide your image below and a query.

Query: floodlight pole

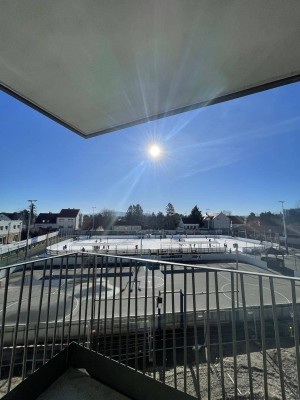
[279,201,288,253]
[25,199,37,259]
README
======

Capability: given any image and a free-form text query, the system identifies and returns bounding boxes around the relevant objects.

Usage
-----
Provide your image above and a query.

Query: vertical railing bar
[89,254,97,351]
[205,272,211,400]
[103,257,108,355]
[231,271,237,399]
[191,268,200,399]
[51,256,63,357]
[270,277,286,400]
[22,262,34,380]
[32,258,47,372]
[291,280,300,399]
[110,258,117,358]
[83,258,91,348]
[206,271,211,400]
[240,273,254,399]
[126,261,132,366]
[67,254,77,347]
[162,264,167,383]
[0,268,10,379]
[171,264,177,389]
[77,254,84,345]
[96,256,104,353]
[134,261,138,370]
[118,258,123,363]
[151,263,157,380]
[143,263,149,374]
[214,271,226,399]
[7,265,26,393]
[43,258,53,364]
[183,266,187,393]
[259,275,268,399]
[61,256,69,350]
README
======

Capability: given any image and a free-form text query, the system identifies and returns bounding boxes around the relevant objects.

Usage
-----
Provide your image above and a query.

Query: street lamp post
[206,209,210,232]
[25,200,37,259]
[279,201,288,254]
[92,207,96,231]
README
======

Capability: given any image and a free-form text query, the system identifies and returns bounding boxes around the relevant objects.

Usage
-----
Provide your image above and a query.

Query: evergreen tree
[189,205,204,226]
[125,205,134,224]
[166,203,175,216]
[156,211,165,229]
[126,204,144,225]
[246,212,258,224]
[165,203,179,229]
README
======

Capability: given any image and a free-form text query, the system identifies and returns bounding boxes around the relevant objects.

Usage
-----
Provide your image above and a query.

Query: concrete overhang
[1,1,300,139]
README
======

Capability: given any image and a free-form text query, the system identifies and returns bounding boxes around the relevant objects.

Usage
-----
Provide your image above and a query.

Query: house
[57,209,81,233]
[0,213,22,244]
[204,212,230,231]
[35,212,59,232]
[35,208,81,233]
[177,217,200,232]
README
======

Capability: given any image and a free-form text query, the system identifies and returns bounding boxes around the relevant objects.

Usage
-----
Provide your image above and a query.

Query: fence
[0,252,300,399]
[0,231,59,256]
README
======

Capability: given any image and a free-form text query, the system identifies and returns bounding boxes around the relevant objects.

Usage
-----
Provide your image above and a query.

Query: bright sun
[148,145,161,158]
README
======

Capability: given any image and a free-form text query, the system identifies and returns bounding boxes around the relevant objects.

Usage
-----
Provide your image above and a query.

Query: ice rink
[47,235,268,256]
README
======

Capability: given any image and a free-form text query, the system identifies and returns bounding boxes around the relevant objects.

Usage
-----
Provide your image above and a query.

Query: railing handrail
[1,250,300,282]
[0,251,79,271]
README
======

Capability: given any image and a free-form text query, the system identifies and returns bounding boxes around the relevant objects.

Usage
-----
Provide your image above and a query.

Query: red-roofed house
[57,209,81,232]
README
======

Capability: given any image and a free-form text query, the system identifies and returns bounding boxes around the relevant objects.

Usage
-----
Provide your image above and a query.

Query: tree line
[81,203,204,231]
[246,209,300,235]
[81,205,300,235]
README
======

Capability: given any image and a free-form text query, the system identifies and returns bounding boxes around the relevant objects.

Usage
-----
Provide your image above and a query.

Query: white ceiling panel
[1,0,300,138]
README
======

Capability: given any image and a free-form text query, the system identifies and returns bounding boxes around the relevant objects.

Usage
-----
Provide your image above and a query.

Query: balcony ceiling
[1,1,300,139]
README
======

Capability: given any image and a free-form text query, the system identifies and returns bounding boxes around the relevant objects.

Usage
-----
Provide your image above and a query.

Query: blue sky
[1,82,300,217]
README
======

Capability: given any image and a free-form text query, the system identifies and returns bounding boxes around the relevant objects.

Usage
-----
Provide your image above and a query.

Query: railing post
[179,289,184,329]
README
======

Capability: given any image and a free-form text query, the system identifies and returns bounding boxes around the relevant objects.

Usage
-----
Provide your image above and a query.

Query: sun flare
[148,144,162,158]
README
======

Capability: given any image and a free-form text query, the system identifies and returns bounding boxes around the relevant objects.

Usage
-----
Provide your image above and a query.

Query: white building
[0,214,22,244]
[35,208,81,233]
[177,217,200,232]
[57,209,81,233]
[204,212,230,231]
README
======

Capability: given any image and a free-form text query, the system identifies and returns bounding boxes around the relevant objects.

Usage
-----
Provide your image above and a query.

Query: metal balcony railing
[0,252,300,399]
